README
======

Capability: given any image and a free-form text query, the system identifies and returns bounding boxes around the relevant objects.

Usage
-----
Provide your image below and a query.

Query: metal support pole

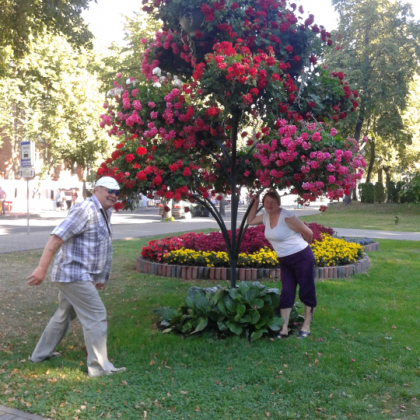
[27,178,30,235]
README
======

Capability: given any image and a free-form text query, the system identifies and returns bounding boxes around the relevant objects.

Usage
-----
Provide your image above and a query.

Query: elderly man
[27,177,126,377]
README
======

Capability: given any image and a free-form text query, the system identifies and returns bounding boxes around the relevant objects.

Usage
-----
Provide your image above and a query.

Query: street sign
[19,167,35,178]
[20,141,35,168]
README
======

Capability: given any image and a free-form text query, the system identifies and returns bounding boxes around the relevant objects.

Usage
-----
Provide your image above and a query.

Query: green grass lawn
[300,202,420,232]
[1,237,420,419]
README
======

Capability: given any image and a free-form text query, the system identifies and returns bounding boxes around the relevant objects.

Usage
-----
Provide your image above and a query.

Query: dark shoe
[276,333,289,339]
[297,330,311,339]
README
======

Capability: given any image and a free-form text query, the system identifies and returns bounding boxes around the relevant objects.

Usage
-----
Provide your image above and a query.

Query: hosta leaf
[267,316,284,331]
[236,304,246,317]
[250,298,264,309]
[249,309,260,324]
[251,329,267,341]
[228,288,241,300]
[191,317,208,334]
[226,321,243,335]
[217,321,228,332]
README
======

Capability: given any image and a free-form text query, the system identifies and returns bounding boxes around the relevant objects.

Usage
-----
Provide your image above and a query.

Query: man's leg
[58,281,125,377]
[31,290,76,362]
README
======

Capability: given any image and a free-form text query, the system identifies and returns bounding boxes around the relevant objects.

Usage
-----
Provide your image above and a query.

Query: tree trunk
[384,166,391,202]
[377,167,383,184]
[219,194,226,216]
[366,138,375,183]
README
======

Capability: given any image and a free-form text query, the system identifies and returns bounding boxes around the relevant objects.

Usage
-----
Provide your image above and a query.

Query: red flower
[111,150,120,161]
[183,167,191,176]
[113,202,123,212]
[136,171,146,181]
[231,2,239,9]
[285,45,294,53]
[125,154,135,163]
[116,143,125,149]
[165,191,174,199]
[136,146,147,155]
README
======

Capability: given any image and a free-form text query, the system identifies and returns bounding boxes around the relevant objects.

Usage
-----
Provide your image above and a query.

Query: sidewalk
[0,405,50,420]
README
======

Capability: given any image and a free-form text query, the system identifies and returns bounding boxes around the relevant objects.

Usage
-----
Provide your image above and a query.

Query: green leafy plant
[398,173,420,204]
[154,283,284,341]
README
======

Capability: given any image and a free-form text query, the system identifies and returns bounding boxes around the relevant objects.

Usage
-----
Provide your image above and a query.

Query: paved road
[0,204,322,253]
[1,204,419,254]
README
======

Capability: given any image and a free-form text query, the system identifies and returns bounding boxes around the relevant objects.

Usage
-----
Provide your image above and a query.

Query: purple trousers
[277,245,317,309]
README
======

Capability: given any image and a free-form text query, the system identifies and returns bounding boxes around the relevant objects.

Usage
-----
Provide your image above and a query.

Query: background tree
[0,33,112,178]
[325,0,420,195]
[0,0,94,71]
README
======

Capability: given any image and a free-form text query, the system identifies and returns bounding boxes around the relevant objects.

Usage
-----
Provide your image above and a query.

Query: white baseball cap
[95,176,120,190]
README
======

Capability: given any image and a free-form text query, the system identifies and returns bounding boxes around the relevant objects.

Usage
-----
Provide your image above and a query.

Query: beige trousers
[31,281,115,377]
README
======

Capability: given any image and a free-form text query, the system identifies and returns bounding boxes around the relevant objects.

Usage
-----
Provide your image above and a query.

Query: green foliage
[326,0,420,181]
[154,283,284,341]
[358,182,374,203]
[386,181,398,203]
[0,0,94,70]
[399,173,420,204]
[0,33,112,176]
[374,182,386,203]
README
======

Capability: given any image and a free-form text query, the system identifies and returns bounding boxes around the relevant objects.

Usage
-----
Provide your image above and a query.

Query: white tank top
[263,208,308,257]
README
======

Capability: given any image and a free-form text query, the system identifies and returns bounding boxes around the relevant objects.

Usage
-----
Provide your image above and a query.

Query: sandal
[297,330,311,339]
[276,333,289,339]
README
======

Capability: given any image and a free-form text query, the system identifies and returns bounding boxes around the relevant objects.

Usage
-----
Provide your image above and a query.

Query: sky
[82,0,420,49]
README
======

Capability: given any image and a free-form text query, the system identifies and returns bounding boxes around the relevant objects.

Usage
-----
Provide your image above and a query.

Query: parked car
[158,199,210,218]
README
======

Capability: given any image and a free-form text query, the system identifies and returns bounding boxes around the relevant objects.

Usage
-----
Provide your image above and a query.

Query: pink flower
[133,100,142,111]
[330,128,337,136]
[351,359,355,362]
[312,132,321,141]
[116,73,122,79]
[328,175,336,183]
[151,111,158,119]
[148,102,156,108]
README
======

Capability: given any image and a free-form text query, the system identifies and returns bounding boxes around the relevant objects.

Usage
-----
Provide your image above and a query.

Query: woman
[247,190,316,339]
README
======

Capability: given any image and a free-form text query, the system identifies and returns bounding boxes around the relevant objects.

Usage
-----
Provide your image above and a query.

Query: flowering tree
[97,0,365,287]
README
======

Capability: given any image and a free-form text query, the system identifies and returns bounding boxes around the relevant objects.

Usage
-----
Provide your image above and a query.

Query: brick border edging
[363,242,379,252]
[136,253,371,281]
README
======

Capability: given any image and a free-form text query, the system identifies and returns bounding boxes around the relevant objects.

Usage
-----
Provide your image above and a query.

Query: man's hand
[95,283,106,290]
[27,267,47,286]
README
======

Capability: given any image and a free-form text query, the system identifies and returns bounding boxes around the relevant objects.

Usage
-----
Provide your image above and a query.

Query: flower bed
[137,223,378,279]
[311,236,363,267]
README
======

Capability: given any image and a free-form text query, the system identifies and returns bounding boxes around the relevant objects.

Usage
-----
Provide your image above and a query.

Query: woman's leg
[294,246,317,333]
[278,261,298,335]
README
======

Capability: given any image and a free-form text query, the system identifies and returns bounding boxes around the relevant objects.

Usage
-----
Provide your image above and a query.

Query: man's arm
[26,234,64,286]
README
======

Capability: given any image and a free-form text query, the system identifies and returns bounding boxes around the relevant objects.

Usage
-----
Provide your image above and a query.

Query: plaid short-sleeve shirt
[51,195,113,284]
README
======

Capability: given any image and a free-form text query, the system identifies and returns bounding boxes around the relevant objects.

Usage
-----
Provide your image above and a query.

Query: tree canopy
[325,0,420,181]
[0,0,95,71]
[0,32,112,176]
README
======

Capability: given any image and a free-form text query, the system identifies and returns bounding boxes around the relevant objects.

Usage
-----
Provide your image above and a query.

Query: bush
[398,173,420,203]
[358,182,374,203]
[154,283,284,341]
[386,181,398,203]
[305,222,335,241]
[374,182,386,203]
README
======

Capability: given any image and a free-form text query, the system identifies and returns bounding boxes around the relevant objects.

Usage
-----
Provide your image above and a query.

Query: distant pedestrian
[0,186,6,215]
[71,189,78,207]
[26,176,126,377]
[64,190,72,210]
[55,190,63,211]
